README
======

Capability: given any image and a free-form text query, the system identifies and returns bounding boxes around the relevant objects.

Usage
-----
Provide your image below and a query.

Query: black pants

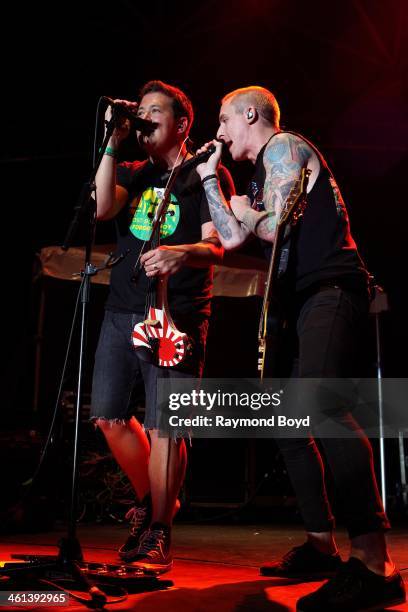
[276,285,390,538]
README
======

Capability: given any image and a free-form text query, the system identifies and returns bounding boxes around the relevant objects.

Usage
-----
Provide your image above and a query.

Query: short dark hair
[138,80,194,132]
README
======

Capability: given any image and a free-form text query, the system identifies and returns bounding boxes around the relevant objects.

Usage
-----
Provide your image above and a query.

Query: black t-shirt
[248,131,369,293]
[105,159,233,318]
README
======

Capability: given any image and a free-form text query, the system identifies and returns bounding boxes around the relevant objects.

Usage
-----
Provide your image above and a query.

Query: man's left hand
[141,246,187,277]
[230,195,252,222]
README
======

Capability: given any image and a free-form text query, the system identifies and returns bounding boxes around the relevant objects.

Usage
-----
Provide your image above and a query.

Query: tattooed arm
[196,140,251,249]
[201,177,252,249]
[246,133,315,243]
[197,135,317,247]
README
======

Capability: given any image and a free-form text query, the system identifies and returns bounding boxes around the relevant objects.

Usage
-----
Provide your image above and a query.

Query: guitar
[131,155,192,368]
[258,166,311,380]
[132,274,190,367]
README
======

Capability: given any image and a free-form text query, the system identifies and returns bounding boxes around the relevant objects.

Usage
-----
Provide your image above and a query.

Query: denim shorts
[90,310,208,429]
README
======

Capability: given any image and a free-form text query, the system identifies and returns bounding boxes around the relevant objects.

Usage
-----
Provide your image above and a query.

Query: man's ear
[177,116,189,134]
[245,107,257,124]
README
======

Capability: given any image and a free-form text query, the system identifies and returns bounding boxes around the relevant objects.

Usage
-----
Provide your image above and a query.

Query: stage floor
[1,522,407,610]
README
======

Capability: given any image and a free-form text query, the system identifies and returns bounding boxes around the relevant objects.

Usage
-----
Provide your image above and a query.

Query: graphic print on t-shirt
[130,187,180,240]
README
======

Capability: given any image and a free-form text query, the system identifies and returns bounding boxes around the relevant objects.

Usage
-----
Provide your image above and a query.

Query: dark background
[0,0,407,522]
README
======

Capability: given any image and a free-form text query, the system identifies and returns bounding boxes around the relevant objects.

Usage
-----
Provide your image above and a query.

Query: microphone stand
[0,111,168,608]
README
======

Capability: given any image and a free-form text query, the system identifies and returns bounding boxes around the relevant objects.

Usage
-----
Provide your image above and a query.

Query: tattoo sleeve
[259,133,311,242]
[203,177,246,246]
[241,208,259,233]
[242,209,271,236]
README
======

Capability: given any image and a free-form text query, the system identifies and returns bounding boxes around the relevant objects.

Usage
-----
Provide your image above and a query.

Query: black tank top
[247,131,369,293]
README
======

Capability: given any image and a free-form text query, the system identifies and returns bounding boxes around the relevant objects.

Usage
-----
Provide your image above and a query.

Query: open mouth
[138,128,157,145]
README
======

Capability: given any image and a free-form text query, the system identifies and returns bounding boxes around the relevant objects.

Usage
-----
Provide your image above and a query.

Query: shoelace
[138,528,166,557]
[125,505,147,535]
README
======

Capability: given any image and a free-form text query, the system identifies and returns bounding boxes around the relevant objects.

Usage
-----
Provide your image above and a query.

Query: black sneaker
[127,522,172,574]
[260,541,342,578]
[296,557,406,611]
[118,498,151,561]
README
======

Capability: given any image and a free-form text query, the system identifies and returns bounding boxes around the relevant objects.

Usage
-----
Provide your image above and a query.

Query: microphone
[179,143,221,173]
[189,144,216,166]
[102,96,157,132]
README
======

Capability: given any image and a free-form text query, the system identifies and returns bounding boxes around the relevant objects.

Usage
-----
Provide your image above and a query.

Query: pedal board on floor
[79,561,169,580]
[1,556,173,582]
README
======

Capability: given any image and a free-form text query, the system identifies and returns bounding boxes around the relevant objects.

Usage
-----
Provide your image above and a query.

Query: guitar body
[132,275,191,368]
[132,306,189,367]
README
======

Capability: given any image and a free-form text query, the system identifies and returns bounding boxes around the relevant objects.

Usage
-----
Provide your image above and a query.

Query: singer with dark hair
[90,80,234,573]
[196,86,405,611]
[138,80,194,131]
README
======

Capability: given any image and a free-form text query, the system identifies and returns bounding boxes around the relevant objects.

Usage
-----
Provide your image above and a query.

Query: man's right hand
[195,139,223,180]
[105,99,138,148]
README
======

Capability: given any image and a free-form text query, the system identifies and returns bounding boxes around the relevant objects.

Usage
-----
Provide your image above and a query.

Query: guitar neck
[258,222,287,339]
